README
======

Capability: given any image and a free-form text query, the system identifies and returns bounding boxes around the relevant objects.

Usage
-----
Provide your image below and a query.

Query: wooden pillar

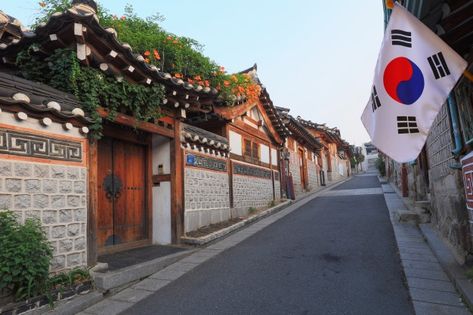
[171,120,184,243]
[401,163,409,197]
[87,139,98,266]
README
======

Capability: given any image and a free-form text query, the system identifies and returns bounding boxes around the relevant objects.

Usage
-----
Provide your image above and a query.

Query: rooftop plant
[36,1,261,106]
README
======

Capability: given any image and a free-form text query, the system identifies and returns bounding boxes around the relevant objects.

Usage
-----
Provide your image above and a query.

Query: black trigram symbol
[371,86,381,112]
[428,52,450,79]
[397,116,419,134]
[391,29,412,47]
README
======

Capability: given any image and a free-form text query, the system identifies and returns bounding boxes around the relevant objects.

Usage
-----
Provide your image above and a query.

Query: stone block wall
[231,161,276,215]
[274,171,281,200]
[425,103,470,261]
[289,152,303,196]
[307,162,318,190]
[184,166,230,233]
[0,160,87,272]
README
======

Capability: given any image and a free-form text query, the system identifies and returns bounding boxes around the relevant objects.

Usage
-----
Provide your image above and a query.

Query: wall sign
[461,152,473,211]
[186,154,196,166]
[233,162,272,179]
[186,153,227,172]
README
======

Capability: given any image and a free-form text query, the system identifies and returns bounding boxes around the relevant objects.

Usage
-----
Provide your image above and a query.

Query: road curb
[92,250,195,291]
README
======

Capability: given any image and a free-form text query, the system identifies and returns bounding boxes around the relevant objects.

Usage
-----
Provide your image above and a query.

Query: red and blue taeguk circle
[383,57,424,105]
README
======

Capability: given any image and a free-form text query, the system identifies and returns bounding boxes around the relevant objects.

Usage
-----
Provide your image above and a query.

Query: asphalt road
[123,175,414,315]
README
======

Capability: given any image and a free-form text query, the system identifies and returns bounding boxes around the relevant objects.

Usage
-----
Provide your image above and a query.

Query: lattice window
[455,79,473,146]
[252,142,259,160]
[244,139,252,157]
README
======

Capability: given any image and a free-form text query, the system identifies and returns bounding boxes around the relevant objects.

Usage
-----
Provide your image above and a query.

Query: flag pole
[463,70,473,83]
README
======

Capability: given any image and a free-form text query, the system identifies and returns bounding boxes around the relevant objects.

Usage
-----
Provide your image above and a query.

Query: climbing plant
[16,47,165,137]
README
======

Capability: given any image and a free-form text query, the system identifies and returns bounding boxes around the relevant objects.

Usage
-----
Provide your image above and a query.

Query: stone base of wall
[430,172,470,262]
[185,208,231,233]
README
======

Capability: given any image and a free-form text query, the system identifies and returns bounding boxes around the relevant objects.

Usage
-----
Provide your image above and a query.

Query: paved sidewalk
[382,183,471,315]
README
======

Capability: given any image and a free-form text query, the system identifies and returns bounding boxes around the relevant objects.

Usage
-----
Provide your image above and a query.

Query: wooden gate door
[298,148,307,190]
[97,136,148,251]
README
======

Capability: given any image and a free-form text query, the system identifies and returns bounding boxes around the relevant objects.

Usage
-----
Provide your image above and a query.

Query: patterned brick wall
[232,174,273,210]
[0,159,87,272]
[307,162,318,190]
[289,152,303,196]
[184,166,230,232]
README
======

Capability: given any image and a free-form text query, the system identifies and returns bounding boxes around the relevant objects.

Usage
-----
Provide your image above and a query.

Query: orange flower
[231,75,238,82]
[188,78,194,84]
[39,1,46,8]
[144,50,151,56]
[174,73,182,78]
[204,80,210,87]
[194,75,201,81]
[144,58,150,63]
[173,40,178,44]
[223,80,230,87]
[153,49,161,60]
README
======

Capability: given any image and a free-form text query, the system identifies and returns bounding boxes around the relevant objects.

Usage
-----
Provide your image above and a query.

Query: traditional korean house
[276,107,324,198]
[0,2,295,272]
[297,118,351,182]
[0,0,222,271]
[180,65,289,231]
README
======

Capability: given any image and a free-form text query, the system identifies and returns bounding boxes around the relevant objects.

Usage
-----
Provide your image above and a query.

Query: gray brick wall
[0,159,87,272]
[425,103,470,259]
[274,172,281,200]
[307,162,318,190]
[289,152,303,196]
[184,167,230,232]
[233,174,273,210]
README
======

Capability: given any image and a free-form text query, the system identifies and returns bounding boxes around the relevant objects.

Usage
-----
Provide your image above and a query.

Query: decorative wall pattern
[233,162,272,179]
[0,129,82,162]
[186,153,227,172]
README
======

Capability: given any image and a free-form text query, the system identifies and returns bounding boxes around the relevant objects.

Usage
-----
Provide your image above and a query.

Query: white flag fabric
[361,3,467,163]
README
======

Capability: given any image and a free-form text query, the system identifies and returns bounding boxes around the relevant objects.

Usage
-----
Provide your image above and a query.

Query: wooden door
[97,136,148,250]
[298,148,307,190]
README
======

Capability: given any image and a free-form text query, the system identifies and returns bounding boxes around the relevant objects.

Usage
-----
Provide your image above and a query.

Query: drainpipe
[447,93,463,158]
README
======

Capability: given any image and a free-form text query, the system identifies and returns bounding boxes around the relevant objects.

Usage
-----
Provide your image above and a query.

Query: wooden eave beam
[97,107,174,138]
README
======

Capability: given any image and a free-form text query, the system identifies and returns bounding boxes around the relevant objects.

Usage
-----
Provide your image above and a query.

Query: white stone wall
[274,172,281,199]
[184,167,230,232]
[307,161,318,190]
[0,159,87,272]
[233,174,273,211]
[289,151,303,196]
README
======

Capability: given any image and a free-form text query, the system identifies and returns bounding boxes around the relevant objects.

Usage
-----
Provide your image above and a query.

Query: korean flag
[361,2,467,163]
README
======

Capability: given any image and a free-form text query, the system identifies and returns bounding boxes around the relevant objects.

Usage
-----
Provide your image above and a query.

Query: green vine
[16,47,165,137]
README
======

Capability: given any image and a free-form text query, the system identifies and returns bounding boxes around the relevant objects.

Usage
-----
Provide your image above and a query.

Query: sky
[2,0,384,146]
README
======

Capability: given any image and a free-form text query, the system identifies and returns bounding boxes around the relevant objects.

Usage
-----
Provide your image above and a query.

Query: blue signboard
[186,154,196,166]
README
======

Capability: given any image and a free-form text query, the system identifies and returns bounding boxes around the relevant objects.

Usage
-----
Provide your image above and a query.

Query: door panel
[97,137,114,247]
[97,136,148,249]
[113,140,147,244]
